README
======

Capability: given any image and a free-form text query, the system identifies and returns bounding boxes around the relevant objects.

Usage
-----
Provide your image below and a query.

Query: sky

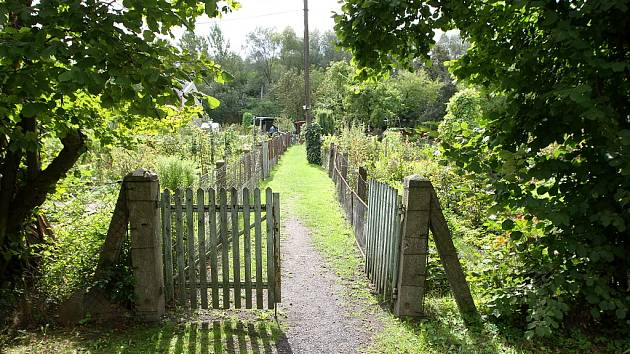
[172,0,343,54]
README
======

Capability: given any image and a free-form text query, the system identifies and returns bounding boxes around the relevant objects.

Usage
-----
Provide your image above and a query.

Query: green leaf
[204,96,220,109]
[58,71,74,82]
[501,219,514,230]
[21,103,46,117]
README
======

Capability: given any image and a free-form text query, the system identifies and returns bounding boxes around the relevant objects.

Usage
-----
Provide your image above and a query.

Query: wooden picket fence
[161,187,281,310]
[321,143,478,319]
[365,180,402,303]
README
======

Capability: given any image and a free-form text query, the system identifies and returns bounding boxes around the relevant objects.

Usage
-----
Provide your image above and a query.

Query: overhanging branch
[7,129,86,234]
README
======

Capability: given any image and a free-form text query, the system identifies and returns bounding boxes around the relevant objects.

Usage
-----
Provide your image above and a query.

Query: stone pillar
[215,160,226,190]
[394,175,431,318]
[124,169,165,321]
[357,166,368,203]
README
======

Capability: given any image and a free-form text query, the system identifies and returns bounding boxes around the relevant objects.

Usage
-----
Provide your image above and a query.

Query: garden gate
[161,187,281,310]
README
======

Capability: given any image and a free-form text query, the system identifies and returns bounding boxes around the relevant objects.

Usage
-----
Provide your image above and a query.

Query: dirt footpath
[275,216,378,354]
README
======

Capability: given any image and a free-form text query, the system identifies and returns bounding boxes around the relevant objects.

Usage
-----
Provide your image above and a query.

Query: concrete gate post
[394,175,431,318]
[124,169,165,321]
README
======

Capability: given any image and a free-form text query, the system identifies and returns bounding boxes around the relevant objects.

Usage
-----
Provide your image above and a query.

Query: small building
[293,120,306,135]
[253,116,276,133]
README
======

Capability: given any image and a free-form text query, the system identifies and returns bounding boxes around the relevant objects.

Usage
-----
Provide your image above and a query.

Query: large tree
[336,0,630,335]
[0,0,236,284]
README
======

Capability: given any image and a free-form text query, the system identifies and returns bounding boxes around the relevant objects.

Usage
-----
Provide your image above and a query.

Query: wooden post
[328,143,335,177]
[394,175,430,318]
[357,166,368,203]
[215,160,226,190]
[341,152,349,180]
[261,141,269,179]
[429,189,478,320]
[125,169,165,321]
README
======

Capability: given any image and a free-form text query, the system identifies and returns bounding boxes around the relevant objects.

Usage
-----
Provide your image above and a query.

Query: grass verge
[4,315,282,353]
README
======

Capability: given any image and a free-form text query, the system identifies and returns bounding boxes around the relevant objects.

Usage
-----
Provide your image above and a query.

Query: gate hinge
[398,203,406,216]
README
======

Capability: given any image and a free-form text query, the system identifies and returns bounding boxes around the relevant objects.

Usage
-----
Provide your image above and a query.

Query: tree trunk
[0,129,86,280]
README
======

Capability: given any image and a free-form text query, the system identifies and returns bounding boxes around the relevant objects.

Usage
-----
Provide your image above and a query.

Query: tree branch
[6,129,86,235]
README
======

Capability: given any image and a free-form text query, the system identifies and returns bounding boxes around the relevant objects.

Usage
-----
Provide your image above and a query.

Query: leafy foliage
[0,0,237,289]
[316,109,335,135]
[315,61,447,130]
[155,156,198,191]
[336,0,630,336]
[241,112,254,126]
[305,123,322,165]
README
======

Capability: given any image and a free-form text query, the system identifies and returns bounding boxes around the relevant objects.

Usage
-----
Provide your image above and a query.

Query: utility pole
[303,0,311,125]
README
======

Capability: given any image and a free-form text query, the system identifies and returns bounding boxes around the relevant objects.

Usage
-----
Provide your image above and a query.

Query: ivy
[305,122,322,165]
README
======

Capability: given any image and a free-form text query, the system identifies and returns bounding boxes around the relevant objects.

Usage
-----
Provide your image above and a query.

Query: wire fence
[324,143,370,254]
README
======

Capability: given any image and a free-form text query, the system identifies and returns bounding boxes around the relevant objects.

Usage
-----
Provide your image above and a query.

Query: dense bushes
[155,156,199,191]
[241,112,254,126]
[305,122,323,165]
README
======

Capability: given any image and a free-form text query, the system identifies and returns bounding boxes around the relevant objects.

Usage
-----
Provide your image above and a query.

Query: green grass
[262,145,361,279]
[261,146,624,354]
[5,317,282,353]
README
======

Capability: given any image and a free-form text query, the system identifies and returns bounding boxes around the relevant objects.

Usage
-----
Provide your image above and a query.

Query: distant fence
[202,132,292,191]
[324,142,478,320]
[326,145,369,253]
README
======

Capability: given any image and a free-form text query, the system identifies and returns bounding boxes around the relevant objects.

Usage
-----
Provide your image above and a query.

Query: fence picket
[208,189,220,309]
[175,189,186,306]
[162,190,174,305]
[254,188,264,309]
[385,187,396,298]
[219,188,230,308]
[366,180,373,279]
[382,184,390,294]
[375,183,383,289]
[273,192,281,302]
[392,194,402,297]
[231,188,241,308]
[266,187,275,309]
[186,188,197,309]
[368,182,376,282]
[197,189,208,309]
[243,188,253,309]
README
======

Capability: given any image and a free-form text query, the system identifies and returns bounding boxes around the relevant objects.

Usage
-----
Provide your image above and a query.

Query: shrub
[155,156,198,190]
[242,112,254,126]
[316,109,335,135]
[39,175,133,306]
[305,122,323,165]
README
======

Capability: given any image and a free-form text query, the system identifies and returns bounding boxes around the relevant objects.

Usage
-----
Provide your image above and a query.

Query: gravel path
[275,216,377,354]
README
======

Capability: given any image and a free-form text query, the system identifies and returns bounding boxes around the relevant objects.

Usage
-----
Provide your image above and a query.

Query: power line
[195,9,303,25]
